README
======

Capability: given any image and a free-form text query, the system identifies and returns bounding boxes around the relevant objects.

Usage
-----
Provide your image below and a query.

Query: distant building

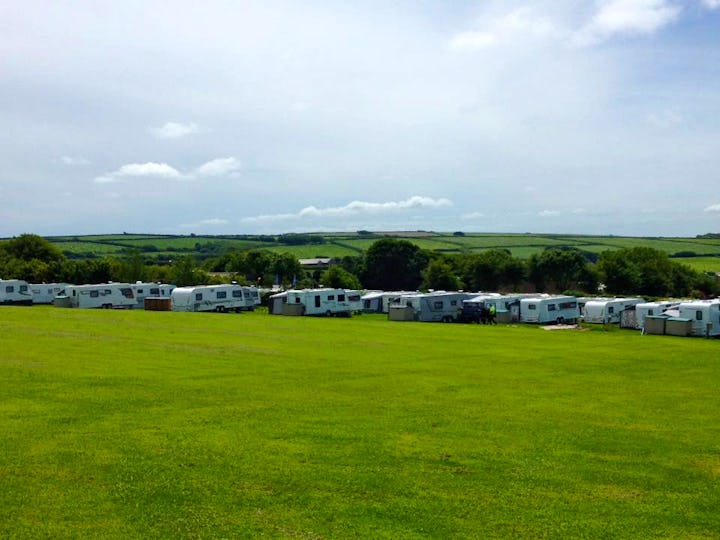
[298,258,339,271]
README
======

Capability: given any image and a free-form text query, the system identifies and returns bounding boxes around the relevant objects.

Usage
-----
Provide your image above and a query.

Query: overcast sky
[1,0,719,237]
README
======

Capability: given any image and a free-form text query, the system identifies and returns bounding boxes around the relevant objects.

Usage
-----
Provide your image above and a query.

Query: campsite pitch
[1,307,719,538]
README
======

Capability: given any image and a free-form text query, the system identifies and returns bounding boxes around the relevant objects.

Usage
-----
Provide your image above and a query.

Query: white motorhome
[0,279,33,305]
[634,301,678,330]
[29,283,69,304]
[131,282,176,309]
[59,283,136,309]
[171,284,248,312]
[677,300,720,337]
[583,297,645,324]
[390,291,475,322]
[520,295,580,324]
[284,288,359,316]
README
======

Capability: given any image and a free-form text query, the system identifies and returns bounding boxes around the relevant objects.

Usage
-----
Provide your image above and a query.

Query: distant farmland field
[1,307,719,538]
[40,232,720,264]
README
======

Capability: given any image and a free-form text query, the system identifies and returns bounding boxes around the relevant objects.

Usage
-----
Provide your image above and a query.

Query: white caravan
[635,301,678,330]
[677,300,720,337]
[0,279,33,305]
[29,283,69,304]
[390,291,475,322]
[241,286,261,310]
[520,295,580,324]
[583,297,645,324]
[363,291,417,314]
[60,283,136,309]
[131,282,176,309]
[171,284,248,312]
[284,288,359,316]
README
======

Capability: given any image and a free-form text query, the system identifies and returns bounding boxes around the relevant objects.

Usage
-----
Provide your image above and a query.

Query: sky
[1,0,719,237]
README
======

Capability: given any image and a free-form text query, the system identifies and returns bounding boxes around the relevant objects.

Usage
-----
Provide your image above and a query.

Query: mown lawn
[1,307,719,538]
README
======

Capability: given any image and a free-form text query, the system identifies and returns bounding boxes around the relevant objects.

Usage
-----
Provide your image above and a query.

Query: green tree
[360,239,428,291]
[0,234,64,263]
[460,249,525,292]
[421,259,461,291]
[320,266,362,290]
[528,248,595,293]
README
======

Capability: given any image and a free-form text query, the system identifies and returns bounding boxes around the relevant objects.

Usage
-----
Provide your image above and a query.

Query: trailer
[520,295,580,324]
[677,300,720,337]
[389,291,475,322]
[283,288,358,316]
[583,297,645,324]
[0,279,33,305]
[58,283,136,309]
[131,282,176,309]
[241,286,262,310]
[170,284,249,312]
[634,301,678,330]
[29,283,69,304]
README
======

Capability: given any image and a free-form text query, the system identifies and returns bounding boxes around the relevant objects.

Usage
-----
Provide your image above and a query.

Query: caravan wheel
[556,317,565,325]
[216,306,226,313]
[326,310,332,317]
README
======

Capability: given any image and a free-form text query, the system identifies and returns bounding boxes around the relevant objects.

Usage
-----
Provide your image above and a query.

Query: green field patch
[1,307,719,537]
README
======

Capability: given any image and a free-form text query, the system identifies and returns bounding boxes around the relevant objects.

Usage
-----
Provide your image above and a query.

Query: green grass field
[40,233,720,263]
[1,307,719,538]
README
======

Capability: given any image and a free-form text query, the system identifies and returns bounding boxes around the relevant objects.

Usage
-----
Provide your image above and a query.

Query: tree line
[1,234,718,299]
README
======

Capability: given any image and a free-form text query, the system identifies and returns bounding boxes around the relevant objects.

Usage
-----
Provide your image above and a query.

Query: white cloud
[572,208,587,214]
[449,8,560,52]
[539,209,561,217]
[576,0,681,45]
[704,203,720,212]
[702,0,720,9]
[194,157,242,177]
[152,122,198,139]
[94,162,183,183]
[242,196,453,223]
[449,31,496,52]
[60,155,91,166]
[462,212,485,220]
[94,157,242,184]
[647,110,684,128]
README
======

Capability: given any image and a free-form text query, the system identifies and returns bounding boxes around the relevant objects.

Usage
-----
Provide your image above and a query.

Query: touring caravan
[0,279,33,305]
[171,284,248,312]
[520,295,580,324]
[29,283,69,304]
[131,282,176,309]
[241,286,262,310]
[389,292,475,323]
[677,300,720,337]
[583,298,645,324]
[58,283,136,309]
[634,301,678,330]
[283,288,359,316]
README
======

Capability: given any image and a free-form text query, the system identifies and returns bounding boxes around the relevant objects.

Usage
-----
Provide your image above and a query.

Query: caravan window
[451,300,457,306]
[328,295,335,301]
[433,301,444,309]
[150,288,159,295]
[528,304,537,310]
[295,297,301,304]
[104,289,112,295]
[648,309,654,316]
[137,289,144,294]
[195,293,203,301]
[20,285,28,293]
[232,290,242,298]
[217,291,227,299]
[90,290,99,298]
[547,304,556,311]
[121,288,133,298]
[608,306,615,314]
[696,310,703,321]
[559,301,577,309]
[338,294,346,302]
[5,286,13,293]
